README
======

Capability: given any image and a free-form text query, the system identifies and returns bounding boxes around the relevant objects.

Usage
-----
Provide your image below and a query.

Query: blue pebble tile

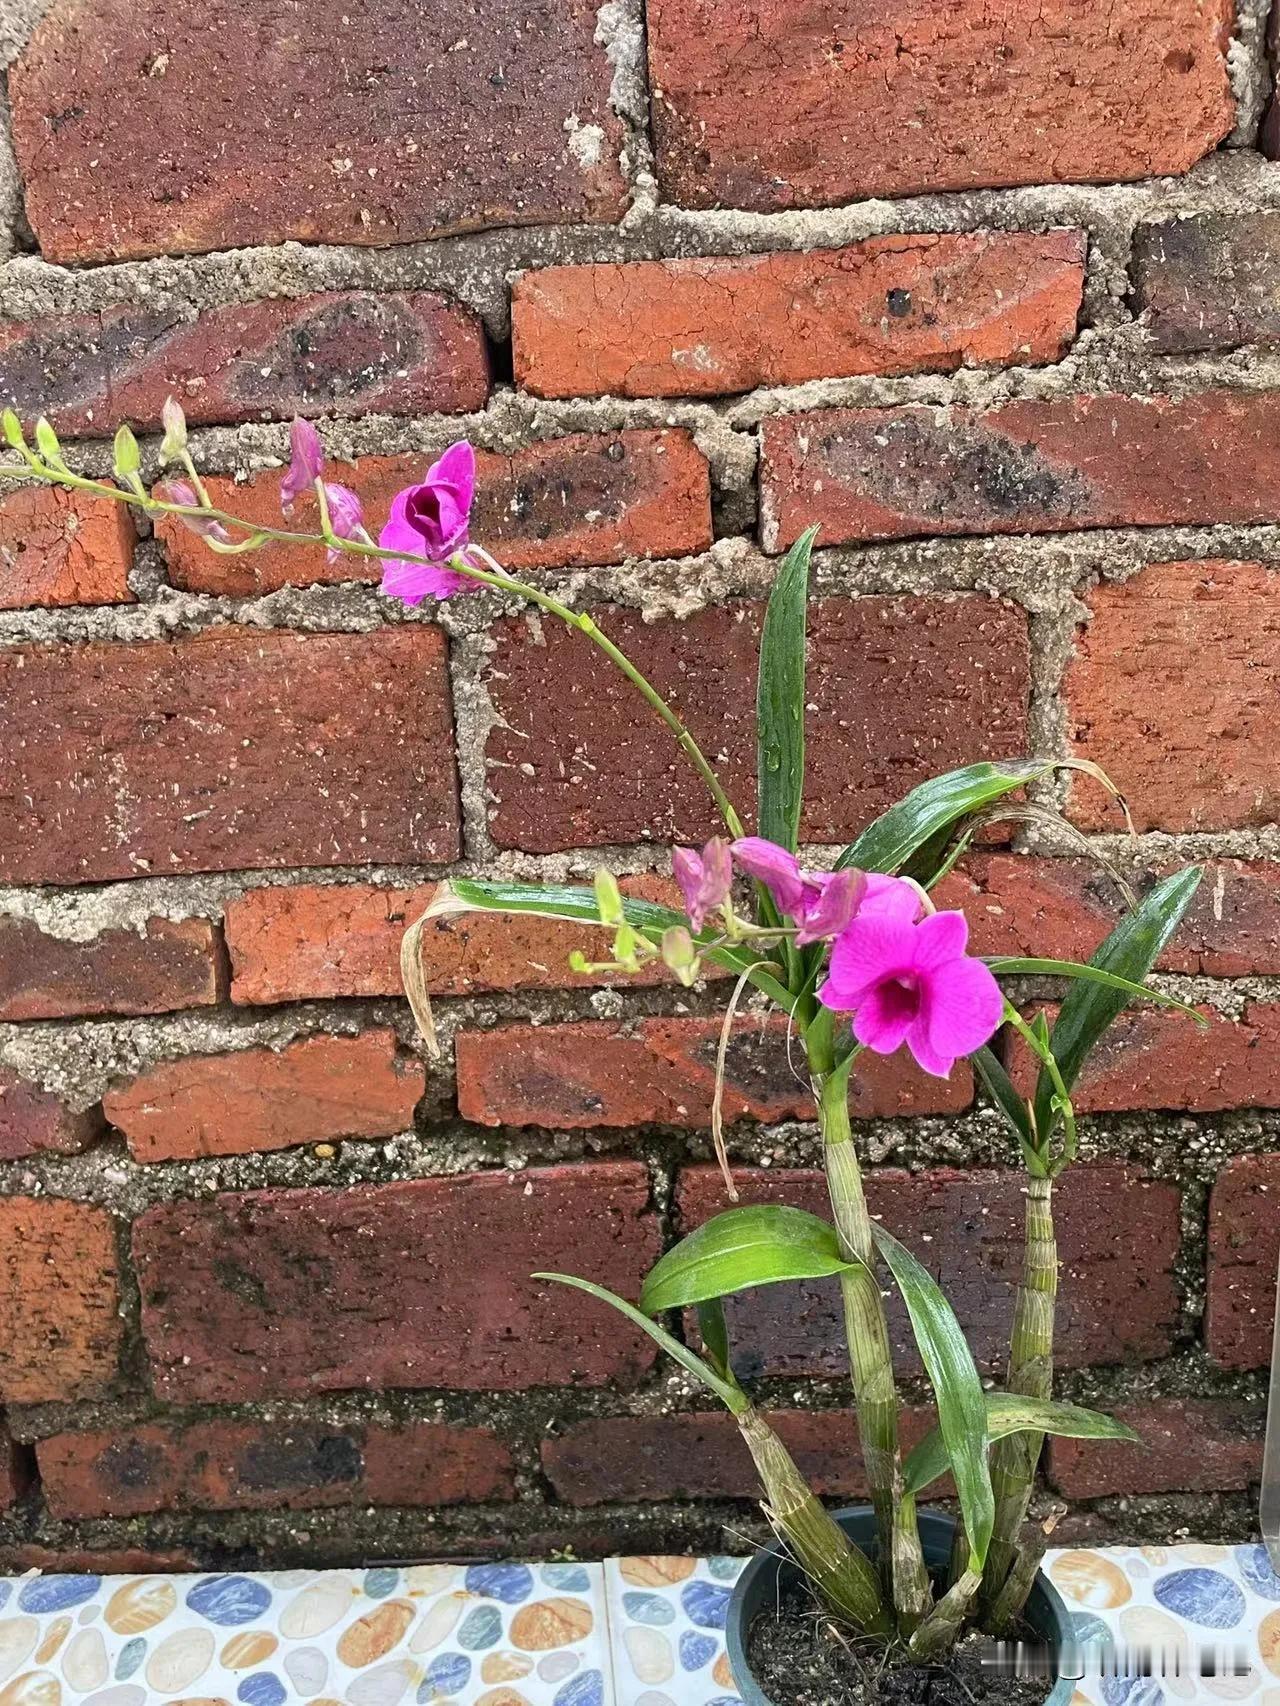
[186,1574,273,1626]
[465,1563,534,1604]
[1152,1567,1245,1630]
[1235,1543,1280,1600]
[238,1674,287,1706]
[679,1631,718,1670]
[18,1573,102,1613]
[458,1604,503,1649]
[681,1580,731,1630]
[424,1652,472,1697]
[1100,1681,1164,1706]
[0,1584,9,1611]
[542,1563,591,1592]
[116,1637,146,1681]
[623,1591,675,1626]
[554,1668,604,1706]
[364,1567,400,1599]
[707,1556,741,1581]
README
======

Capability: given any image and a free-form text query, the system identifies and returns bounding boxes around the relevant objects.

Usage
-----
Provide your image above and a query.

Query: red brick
[38,1416,514,1518]
[10,0,626,265]
[760,394,1280,552]
[542,1406,940,1506]
[486,595,1029,851]
[0,915,223,1021]
[133,1163,661,1401]
[0,293,489,436]
[0,485,133,611]
[1007,1002,1280,1116]
[1132,214,1280,355]
[938,854,1280,978]
[103,1030,422,1164]
[0,1423,28,1510]
[648,0,1233,210]
[457,1014,971,1130]
[224,874,698,1005]
[513,233,1085,400]
[1047,1399,1263,1498]
[158,431,711,596]
[0,626,459,885]
[1067,561,1280,834]
[0,1068,102,1161]
[675,1164,1180,1377]
[0,1544,197,1573]
[0,1197,122,1403]
[1206,1154,1280,1370]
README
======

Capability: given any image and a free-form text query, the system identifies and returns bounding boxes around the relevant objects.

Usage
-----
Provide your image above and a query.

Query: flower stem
[0,460,743,838]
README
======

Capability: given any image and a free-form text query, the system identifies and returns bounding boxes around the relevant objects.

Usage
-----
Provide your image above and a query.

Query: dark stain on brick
[96,1436,163,1491]
[240,296,427,407]
[237,1429,365,1491]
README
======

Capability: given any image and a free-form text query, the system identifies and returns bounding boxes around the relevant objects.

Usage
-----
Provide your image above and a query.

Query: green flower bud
[2,409,26,451]
[660,925,700,987]
[593,867,624,928]
[113,423,142,482]
[34,417,63,466]
[159,395,188,462]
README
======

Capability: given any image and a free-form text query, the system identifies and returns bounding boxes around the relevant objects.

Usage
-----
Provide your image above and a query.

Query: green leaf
[970,1044,1038,1162]
[836,758,1125,881]
[1032,867,1204,1141]
[903,1395,1142,1497]
[434,877,795,1010]
[870,1223,994,1568]
[756,525,816,854]
[984,957,1205,1017]
[533,1272,748,1413]
[639,1205,856,1315]
[696,1297,732,1378]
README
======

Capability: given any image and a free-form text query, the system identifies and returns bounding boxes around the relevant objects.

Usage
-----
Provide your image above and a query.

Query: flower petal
[858,873,926,923]
[280,417,324,513]
[380,556,473,604]
[821,914,918,1008]
[911,909,969,968]
[851,979,918,1056]
[904,1018,955,1079]
[920,954,1004,1061]
[730,837,806,914]
[795,868,866,945]
[427,440,477,508]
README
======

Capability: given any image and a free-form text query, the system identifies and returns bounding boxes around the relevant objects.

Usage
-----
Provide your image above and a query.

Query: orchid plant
[0,404,1206,1657]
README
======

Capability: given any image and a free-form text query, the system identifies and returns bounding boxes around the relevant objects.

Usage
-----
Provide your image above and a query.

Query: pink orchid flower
[673,837,733,931]
[280,417,324,515]
[379,441,480,603]
[153,479,231,546]
[730,837,920,945]
[321,481,366,563]
[818,909,1003,1079]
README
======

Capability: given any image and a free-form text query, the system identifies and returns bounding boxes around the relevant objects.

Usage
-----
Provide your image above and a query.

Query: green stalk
[810,1048,929,1626]
[908,1568,982,1660]
[985,1507,1063,1637]
[737,1406,892,1635]
[0,460,744,839]
[981,1174,1057,1613]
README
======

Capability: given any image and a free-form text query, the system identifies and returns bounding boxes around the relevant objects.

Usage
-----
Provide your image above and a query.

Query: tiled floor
[0,1544,1276,1704]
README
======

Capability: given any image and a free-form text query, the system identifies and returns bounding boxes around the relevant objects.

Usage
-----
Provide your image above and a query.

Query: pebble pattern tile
[0,1546,1276,1705]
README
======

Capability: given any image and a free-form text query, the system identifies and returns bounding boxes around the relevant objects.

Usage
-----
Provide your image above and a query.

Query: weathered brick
[1206,1154,1280,1370]
[486,595,1029,850]
[542,1407,938,1506]
[0,1067,102,1161]
[0,626,459,884]
[10,0,627,264]
[1132,213,1280,354]
[0,293,489,436]
[133,1163,661,1401]
[512,232,1085,400]
[0,1424,28,1511]
[38,1416,514,1518]
[760,394,1280,551]
[647,0,1233,211]
[159,431,711,596]
[1007,1002,1280,1116]
[0,1544,197,1573]
[675,1164,1180,1378]
[225,875,695,1005]
[457,1014,971,1130]
[0,1197,122,1403]
[938,854,1280,978]
[0,485,133,611]
[103,1030,422,1163]
[1066,561,1280,833]
[1047,1399,1264,1498]
[0,915,223,1021]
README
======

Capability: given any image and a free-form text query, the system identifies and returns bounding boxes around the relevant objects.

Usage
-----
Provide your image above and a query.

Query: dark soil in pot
[746,1576,1053,1706]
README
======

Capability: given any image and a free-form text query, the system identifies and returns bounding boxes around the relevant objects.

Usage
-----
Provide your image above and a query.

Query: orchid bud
[153,479,232,546]
[281,417,324,515]
[661,925,700,987]
[113,424,142,489]
[160,396,188,462]
[611,922,645,973]
[2,409,24,451]
[34,417,63,466]
[593,868,624,928]
[321,480,365,563]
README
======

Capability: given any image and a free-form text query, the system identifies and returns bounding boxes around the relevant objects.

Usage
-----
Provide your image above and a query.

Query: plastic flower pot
[725,1505,1075,1706]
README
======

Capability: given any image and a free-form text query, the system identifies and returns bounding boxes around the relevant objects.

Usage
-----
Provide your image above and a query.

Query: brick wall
[0,0,1275,1570]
